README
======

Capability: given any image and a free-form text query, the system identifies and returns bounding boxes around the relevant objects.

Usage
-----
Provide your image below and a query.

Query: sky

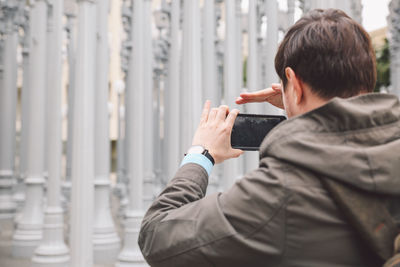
[362,0,391,31]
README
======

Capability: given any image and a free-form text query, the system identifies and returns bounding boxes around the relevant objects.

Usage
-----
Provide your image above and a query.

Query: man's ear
[285,67,303,105]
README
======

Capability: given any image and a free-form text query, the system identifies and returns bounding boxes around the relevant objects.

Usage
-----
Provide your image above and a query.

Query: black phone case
[231,113,286,151]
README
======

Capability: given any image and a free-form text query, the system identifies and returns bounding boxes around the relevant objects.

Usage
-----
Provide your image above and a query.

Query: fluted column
[12,0,47,258]
[244,0,261,173]
[307,0,336,9]
[69,0,96,265]
[14,7,30,219]
[389,0,400,97]
[0,12,3,108]
[329,0,363,24]
[265,0,279,113]
[350,0,363,24]
[235,0,243,97]
[143,0,155,209]
[92,0,120,262]
[287,0,295,26]
[202,0,221,193]
[180,0,202,153]
[0,1,18,221]
[63,1,77,208]
[116,0,131,219]
[31,0,70,265]
[299,0,311,13]
[12,1,47,258]
[165,0,181,180]
[114,80,128,216]
[116,0,147,265]
[222,0,243,190]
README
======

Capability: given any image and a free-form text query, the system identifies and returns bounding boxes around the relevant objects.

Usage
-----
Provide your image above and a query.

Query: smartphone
[231,113,286,151]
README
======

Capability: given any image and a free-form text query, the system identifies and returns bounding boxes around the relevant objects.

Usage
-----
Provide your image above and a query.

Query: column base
[12,225,42,258]
[32,253,70,267]
[31,207,70,266]
[93,230,121,264]
[93,179,121,264]
[116,210,148,267]
[12,176,44,258]
[115,253,148,267]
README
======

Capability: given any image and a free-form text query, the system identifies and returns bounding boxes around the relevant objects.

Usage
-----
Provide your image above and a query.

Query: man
[139,9,400,267]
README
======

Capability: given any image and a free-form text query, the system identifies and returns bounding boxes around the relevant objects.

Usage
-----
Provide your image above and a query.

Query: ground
[0,193,123,267]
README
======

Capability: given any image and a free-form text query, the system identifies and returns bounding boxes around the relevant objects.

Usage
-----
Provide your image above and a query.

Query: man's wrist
[180,153,213,176]
[185,145,215,165]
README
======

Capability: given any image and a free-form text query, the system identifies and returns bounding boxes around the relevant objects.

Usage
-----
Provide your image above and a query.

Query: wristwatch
[185,145,215,165]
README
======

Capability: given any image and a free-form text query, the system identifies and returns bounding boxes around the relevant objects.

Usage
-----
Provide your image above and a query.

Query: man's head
[275,9,377,117]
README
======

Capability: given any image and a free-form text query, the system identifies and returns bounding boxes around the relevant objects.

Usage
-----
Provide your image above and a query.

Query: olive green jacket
[139,93,400,267]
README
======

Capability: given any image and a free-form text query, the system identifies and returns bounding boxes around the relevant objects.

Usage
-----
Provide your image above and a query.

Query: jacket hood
[260,93,400,195]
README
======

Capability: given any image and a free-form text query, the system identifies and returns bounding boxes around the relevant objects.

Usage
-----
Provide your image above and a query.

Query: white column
[31,0,70,265]
[165,0,181,180]
[12,0,47,258]
[264,0,281,115]
[0,2,18,220]
[202,0,221,193]
[120,2,131,217]
[69,0,96,265]
[308,0,336,9]
[180,0,202,153]
[287,0,295,26]
[335,0,351,15]
[265,0,279,110]
[143,0,155,209]
[93,0,120,263]
[235,0,243,97]
[114,80,128,216]
[350,0,363,24]
[0,14,3,106]
[244,0,261,173]
[334,0,363,24]
[300,0,311,13]
[203,0,219,106]
[116,0,147,265]
[63,10,77,207]
[247,0,259,97]
[222,0,243,190]
[14,10,30,219]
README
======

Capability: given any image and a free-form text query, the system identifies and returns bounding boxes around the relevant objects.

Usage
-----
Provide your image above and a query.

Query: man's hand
[235,83,284,109]
[192,101,243,164]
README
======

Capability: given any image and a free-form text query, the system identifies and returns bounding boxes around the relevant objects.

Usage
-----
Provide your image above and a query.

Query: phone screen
[231,114,286,151]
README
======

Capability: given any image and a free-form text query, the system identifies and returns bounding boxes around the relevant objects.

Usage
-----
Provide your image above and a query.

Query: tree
[375,38,390,92]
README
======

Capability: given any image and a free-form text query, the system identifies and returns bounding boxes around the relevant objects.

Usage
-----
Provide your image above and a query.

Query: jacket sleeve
[138,160,290,267]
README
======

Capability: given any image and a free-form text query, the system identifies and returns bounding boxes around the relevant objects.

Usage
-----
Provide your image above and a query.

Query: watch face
[187,145,205,154]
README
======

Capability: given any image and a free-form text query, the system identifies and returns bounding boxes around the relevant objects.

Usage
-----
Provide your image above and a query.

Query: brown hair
[275,9,377,99]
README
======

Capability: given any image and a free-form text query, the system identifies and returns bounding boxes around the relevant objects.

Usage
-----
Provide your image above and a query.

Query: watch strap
[202,150,215,165]
[184,146,215,165]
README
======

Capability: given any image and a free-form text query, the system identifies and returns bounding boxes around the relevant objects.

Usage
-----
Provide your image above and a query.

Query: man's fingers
[242,88,271,98]
[236,88,278,104]
[271,83,282,92]
[216,105,229,122]
[200,100,211,124]
[225,109,239,129]
[208,108,218,122]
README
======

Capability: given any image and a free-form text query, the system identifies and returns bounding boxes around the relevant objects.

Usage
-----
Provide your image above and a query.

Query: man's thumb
[232,149,244,158]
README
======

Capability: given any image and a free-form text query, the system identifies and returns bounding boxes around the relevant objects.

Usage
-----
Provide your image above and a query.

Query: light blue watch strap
[180,153,213,176]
